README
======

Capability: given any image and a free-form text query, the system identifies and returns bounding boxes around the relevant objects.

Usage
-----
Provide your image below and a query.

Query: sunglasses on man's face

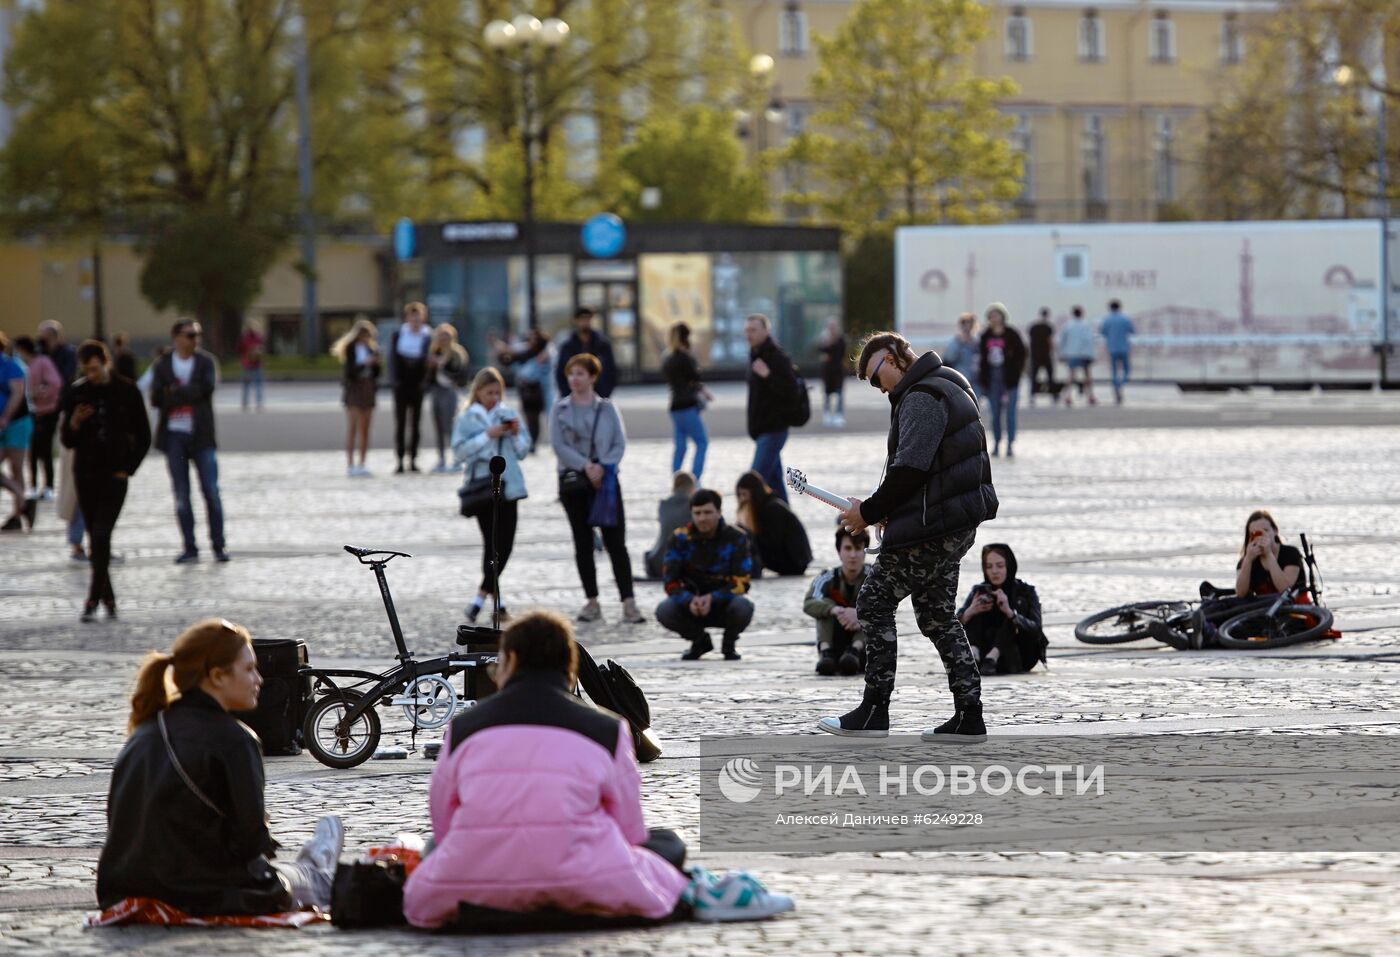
[182,330,202,339]
[868,354,887,388]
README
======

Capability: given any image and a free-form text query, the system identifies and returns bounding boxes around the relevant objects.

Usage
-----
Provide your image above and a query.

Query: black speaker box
[235,638,311,756]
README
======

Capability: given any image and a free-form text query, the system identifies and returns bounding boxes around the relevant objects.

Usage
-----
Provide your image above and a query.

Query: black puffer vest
[882,352,998,550]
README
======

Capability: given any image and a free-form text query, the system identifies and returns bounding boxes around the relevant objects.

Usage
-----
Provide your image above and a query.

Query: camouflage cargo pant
[856,530,980,708]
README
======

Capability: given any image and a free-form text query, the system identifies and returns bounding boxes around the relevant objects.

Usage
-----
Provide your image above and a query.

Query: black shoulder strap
[157,711,225,819]
[587,401,604,459]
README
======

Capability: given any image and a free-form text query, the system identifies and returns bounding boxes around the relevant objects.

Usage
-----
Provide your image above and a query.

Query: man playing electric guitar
[820,332,999,741]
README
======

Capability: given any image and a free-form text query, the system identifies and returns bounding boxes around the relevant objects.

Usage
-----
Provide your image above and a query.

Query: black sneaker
[0,515,21,532]
[681,634,714,660]
[174,550,200,564]
[80,602,98,623]
[979,655,1000,676]
[817,687,890,737]
[815,649,837,676]
[721,633,741,661]
[213,549,231,563]
[837,650,862,676]
[21,498,37,529]
[921,703,987,743]
[102,600,117,620]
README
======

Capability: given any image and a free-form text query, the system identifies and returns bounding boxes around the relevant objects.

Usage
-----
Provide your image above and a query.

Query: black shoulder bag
[458,433,505,519]
[558,401,604,496]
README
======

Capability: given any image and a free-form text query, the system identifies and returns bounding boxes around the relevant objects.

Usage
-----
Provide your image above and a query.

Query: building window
[1220,13,1244,65]
[785,101,810,140]
[1153,114,1175,202]
[1005,8,1032,62]
[779,3,808,58]
[1081,115,1106,203]
[1149,12,1176,64]
[1011,114,1033,201]
[1079,9,1104,63]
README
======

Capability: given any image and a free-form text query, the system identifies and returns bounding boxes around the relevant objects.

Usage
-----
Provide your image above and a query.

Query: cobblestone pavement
[3,415,1400,955]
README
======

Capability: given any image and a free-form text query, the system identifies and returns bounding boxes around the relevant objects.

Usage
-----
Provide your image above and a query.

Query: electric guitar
[785,467,881,554]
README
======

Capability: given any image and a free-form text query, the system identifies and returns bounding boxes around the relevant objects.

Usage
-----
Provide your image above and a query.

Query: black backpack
[788,370,812,428]
[575,646,659,762]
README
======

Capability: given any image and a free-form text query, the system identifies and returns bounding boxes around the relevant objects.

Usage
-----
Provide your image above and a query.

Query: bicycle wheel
[1074,601,1192,644]
[1216,604,1334,650]
[304,692,382,769]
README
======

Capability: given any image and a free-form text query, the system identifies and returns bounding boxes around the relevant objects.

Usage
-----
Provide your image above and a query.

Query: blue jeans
[1109,353,1131,392]
[242,366,265,408]
[670,407,708,481]
[68,507,85,548]
[986,370,1018,451]
[751,430,789,502]
[165,432,226,553]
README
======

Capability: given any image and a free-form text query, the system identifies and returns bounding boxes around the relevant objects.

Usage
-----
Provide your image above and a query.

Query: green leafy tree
[1198,0,1398,220]
[781,0,1022,238]
[611,106,766,223]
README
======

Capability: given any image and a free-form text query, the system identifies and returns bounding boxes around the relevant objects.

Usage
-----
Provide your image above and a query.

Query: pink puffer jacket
[402,672,688,929]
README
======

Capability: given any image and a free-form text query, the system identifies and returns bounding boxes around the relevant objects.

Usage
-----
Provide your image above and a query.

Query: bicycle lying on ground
[1074,534,1334,650]
[299,546,498,769]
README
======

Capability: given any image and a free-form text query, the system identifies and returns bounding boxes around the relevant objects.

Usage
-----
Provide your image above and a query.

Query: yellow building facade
[0,238,388,353]
[727,0,1277,223]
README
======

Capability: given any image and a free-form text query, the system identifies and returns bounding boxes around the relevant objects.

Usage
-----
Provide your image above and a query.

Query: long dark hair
[1241,509,1281,557]
[735,469,773,535]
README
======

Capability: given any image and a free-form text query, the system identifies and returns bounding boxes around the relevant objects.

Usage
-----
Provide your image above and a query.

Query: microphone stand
[489,454,505,632]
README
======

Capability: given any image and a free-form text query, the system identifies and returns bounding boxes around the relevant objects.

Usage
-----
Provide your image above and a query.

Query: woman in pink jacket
[403,611,793,929]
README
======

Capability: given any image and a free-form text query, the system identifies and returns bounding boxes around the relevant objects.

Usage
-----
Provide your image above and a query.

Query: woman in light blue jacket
[453,367,531,623]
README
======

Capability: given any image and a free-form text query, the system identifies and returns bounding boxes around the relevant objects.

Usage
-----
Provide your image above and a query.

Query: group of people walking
[944,300,1138,456]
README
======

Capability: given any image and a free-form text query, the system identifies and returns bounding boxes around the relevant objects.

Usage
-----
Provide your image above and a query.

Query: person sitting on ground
[734,469,811,577]
[958,543,1047,675]
[804,527,871,676]
[402,611,793,928]
[97,619,344,915]
[656,488,755,661]
[1154,510,1311,652]
[644,470,696,579]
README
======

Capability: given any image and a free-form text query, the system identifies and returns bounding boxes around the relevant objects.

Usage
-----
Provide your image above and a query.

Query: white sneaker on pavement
[689,870,795,922]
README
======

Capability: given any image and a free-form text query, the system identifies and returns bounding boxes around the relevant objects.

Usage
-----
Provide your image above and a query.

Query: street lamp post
[1335,61,1393,386]
[484,14,570,332]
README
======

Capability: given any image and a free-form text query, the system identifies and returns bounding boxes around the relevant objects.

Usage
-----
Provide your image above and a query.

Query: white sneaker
[299,815,345,875]
[832,414,846,428]
[431,462,451,474]
[690,870,795,922]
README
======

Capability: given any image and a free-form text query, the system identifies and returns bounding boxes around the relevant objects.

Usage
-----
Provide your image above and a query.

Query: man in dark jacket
[554,307,617,398]
[150,320,227,563]
[821,332,998,742]
[655,488,754,661]
[1026,307,1058,405]
[744,313,799,502]
[60,340,151,620]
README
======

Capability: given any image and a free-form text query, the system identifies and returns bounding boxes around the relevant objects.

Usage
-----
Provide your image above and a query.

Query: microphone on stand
[489,454,506,494]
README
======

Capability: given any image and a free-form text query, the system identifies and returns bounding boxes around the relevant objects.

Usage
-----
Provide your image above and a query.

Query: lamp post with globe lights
[483,14,570,331]
[1333,60,1393,384]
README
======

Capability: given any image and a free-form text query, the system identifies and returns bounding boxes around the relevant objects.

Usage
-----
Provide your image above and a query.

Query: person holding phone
[957,543,1046,675]
[59,341,151,621]
[453,367,531,624]
[1235,510,1302,598]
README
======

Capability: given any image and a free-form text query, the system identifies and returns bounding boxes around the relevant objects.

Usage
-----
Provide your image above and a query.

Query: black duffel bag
[330,859,407,928]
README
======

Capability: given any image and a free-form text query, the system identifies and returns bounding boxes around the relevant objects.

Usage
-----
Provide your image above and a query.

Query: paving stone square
[3,387,1400,955]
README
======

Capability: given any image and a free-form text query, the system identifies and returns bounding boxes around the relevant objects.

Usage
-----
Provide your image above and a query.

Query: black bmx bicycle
[1074,534,1334,650]
[299,546,499,769]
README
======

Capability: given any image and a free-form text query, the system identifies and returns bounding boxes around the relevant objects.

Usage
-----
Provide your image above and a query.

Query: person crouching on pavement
[402,611,793,927]
[959,543,1047,675]
[656,488,755,661]
[97,619,343,915]
[805,527,871,676]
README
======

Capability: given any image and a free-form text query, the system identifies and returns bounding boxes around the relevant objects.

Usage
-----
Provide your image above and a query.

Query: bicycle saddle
[343,545,412,561]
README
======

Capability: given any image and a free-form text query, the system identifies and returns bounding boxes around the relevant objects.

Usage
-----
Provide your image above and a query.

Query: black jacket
[149,350,219,453]
[343,343,382,383]
[879,352,998,550]
[555,331,617,398]
[959,545,1047,670]
[746,336,799,439]
[97,689,291,914]
[60,374,151,479]
[819,335,848,393]
[977,326,1028,389]
[1027,320,1054,364]
[749,497,812,576]
[389,324,433,394]
[662,349,703,411]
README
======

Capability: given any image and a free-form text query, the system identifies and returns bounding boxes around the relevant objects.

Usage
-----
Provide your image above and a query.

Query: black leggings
[1027,359,1057,397]
[75,472,128,607]
[561,485,634,601]
[394,384,425,463]
[474,498,519,595]
[30,412,57,489]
